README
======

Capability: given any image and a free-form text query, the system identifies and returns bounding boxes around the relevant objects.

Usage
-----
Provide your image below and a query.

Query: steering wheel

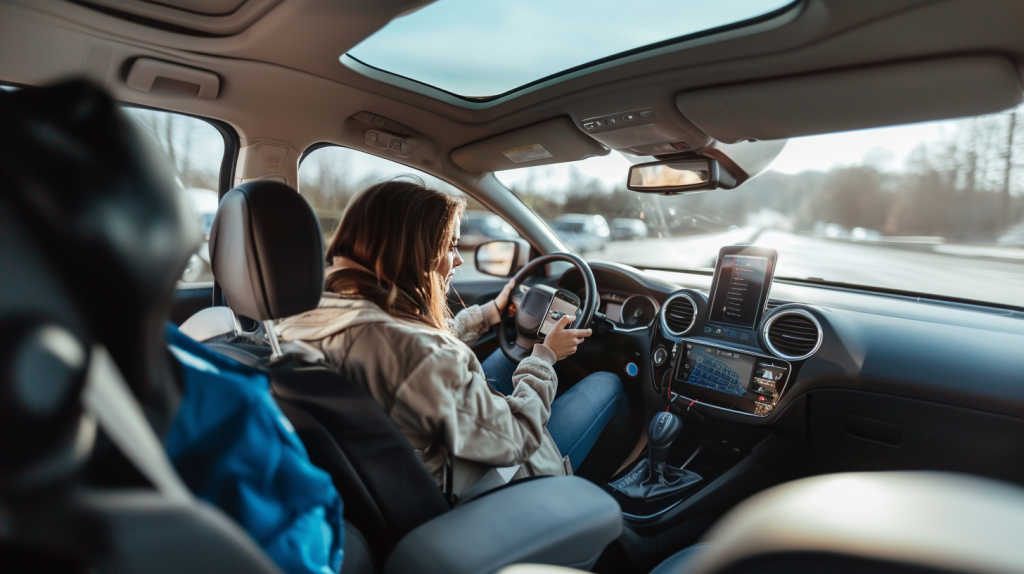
[497,253,599,363]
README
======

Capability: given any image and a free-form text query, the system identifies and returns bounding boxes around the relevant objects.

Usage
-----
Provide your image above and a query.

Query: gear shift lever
[609,411,700,499]
[648,411,682,482]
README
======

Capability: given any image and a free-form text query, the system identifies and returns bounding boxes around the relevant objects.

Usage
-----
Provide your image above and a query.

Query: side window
[299,146,518,280]
[123,107,226,285]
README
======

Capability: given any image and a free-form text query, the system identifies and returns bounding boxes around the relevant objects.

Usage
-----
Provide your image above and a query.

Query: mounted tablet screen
[708,246,777,330]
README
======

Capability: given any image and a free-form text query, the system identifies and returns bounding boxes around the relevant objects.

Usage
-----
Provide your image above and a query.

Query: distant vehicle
[182,188,218,283]
[851,227,882,241]
[552,214,610,253]
[460,211,520,251]
[610,218,648,240]
[814,222,852,239]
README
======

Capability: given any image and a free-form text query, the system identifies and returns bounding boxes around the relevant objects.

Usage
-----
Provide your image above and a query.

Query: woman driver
[276,179,627,495]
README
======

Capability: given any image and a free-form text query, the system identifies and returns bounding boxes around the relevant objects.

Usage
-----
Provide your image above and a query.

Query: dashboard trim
[660,292,698,338]
[762,308,824,361]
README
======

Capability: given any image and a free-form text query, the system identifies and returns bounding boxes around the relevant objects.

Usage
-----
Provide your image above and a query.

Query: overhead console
[650,246,823,418]
[578,108,707,156]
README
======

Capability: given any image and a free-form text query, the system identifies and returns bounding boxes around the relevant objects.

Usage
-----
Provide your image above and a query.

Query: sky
[347,0,794,97]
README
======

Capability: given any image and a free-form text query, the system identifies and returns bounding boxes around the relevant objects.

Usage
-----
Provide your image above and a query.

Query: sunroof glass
[346,0,797,99]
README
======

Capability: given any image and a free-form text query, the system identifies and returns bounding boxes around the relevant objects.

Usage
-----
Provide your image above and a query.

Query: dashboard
[552,249,1024,528]
[558,253,1024,425]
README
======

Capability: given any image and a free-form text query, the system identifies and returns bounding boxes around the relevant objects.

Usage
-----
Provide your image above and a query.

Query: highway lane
[586,230,1024,308]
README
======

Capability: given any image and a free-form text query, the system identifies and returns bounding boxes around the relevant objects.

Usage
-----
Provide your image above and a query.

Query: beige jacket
[274,291,569,495]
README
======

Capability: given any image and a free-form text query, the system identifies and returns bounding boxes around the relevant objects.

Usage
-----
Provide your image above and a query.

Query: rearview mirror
[627,158,726,194]
[475,239,530,277]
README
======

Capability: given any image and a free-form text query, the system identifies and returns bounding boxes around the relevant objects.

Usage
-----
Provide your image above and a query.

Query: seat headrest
[0,80,197,405]
[210,180,324,321]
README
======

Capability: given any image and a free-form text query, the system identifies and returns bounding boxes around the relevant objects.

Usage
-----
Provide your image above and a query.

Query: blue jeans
[481,349,629,472]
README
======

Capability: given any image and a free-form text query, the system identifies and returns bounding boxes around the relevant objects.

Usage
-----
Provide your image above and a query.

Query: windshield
[497,111,1024,308]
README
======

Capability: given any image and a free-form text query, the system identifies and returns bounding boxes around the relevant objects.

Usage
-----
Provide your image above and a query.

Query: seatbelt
[81,345,193,503]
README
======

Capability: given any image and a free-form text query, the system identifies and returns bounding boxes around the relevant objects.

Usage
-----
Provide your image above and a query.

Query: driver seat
[202,180,450,564]
[199,181,625,572]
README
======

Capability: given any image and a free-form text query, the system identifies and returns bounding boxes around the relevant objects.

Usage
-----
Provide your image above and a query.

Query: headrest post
[263,319,283,361]
[229,310,244,337]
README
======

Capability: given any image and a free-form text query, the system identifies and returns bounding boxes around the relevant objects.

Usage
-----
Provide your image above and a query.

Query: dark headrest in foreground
[210,180,324,321]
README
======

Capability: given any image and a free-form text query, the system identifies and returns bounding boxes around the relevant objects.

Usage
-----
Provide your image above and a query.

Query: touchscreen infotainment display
[682,346,756,397]
[708,255,770,329]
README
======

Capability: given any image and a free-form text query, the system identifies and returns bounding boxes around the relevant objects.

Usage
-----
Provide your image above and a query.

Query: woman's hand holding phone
[543,314,593,361]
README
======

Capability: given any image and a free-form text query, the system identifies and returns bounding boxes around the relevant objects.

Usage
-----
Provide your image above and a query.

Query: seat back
[206,179,451,560]
[271,366,450,565]
[0,80,283,574]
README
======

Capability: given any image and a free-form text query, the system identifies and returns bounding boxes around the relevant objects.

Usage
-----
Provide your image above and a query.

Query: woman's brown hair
[325,177,466,330]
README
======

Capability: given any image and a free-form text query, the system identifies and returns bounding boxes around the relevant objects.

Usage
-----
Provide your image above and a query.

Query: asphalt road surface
[589,228,1024,309]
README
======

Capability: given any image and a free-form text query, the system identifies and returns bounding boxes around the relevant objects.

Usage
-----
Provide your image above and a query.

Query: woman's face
[436,216,464,289]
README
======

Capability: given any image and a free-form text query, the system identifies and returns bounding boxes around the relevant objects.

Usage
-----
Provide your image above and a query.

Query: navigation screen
[683,346,755,397]
[709,255,769,328]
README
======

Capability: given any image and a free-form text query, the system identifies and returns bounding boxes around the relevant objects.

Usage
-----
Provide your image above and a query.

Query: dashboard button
[740,332,750,341]
[703,327,711,334]
[625,362,639,377]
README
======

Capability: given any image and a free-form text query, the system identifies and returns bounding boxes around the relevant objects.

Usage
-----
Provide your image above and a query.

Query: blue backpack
[164,324,344,574]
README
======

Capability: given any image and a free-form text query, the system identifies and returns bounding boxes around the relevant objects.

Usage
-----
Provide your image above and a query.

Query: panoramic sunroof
[346,0,797,100]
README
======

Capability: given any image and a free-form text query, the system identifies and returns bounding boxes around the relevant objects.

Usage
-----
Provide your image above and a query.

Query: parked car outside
[552,214,610,254]
[610,218,649,240]
[460,210,520,251]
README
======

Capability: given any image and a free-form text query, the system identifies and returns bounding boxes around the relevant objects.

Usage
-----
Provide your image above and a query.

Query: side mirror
[475,239,530,277]
[626,158,734,194]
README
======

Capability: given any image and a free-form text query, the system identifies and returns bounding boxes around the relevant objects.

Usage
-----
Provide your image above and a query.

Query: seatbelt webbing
[81,345,193,503]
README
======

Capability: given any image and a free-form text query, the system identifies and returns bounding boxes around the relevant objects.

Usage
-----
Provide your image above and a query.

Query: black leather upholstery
[0,81,191,416]
[0,80,284,574]
[210,180,325,321]
[272,367,450,565]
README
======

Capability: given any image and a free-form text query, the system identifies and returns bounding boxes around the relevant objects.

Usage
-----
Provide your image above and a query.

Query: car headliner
[1,0,1022,255]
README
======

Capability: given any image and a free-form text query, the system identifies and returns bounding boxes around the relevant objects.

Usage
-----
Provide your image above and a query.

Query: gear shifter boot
[608,457,701,499]
[609,412,701,499]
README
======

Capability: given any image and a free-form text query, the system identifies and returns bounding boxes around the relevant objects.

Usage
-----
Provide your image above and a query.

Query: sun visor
[451,117,609,173]
[675,55,1023,144]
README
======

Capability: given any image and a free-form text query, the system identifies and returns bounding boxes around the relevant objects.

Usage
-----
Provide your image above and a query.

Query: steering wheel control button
[625,362,639,378]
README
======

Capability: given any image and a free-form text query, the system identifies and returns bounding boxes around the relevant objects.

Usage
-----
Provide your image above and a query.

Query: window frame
[119,103,239,303]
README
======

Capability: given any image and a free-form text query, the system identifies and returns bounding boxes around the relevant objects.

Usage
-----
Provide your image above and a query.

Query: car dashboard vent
[765,310,822,360]
[661,294,697,337]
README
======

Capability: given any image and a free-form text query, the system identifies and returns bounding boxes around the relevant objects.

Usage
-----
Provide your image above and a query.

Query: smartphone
[538,290,582,338]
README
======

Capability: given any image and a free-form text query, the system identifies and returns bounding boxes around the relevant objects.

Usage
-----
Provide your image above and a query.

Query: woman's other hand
[543,314,593,361]
[492,278,516,310]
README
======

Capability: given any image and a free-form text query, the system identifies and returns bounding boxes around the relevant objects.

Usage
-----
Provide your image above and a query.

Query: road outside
[583,228,1024,309]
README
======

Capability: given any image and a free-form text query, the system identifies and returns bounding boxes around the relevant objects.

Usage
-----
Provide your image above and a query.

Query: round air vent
[660,293,697,337]
[764,309,822,360]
